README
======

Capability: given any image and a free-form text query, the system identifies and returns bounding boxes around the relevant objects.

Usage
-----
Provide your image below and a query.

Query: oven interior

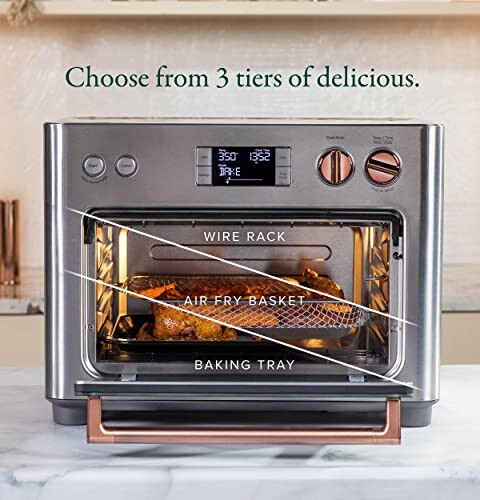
[87,212,401,374]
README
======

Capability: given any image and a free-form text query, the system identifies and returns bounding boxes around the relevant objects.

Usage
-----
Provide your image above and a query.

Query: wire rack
[123,275,368,329]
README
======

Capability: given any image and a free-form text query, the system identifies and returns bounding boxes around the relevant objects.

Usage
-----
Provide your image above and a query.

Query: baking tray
[101,314,356,355]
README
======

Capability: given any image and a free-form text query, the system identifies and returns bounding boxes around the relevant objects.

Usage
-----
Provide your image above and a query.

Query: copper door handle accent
[87,396,401,445]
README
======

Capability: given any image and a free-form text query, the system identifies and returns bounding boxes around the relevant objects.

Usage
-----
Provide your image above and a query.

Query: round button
[365,150,401,186]
[115,155,138,177]
[82,155,105,178]
[317,148,354,186]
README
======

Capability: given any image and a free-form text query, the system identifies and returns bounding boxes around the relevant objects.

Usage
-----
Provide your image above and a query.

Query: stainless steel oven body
[44,119,443,442]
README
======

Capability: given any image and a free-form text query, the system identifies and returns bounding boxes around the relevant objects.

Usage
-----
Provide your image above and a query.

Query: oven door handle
[87,396,401,445]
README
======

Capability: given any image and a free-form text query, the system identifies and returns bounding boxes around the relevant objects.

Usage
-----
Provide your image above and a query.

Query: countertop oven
[44,119,443,444]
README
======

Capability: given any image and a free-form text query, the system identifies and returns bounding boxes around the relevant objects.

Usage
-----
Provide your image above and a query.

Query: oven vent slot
[149,243,332,263]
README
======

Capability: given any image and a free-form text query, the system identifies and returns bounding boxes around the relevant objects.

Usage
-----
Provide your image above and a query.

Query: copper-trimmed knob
[317,149,354,186]
[365,150,401,186]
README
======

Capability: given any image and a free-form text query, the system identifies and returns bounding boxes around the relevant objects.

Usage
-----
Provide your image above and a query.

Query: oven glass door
[83,210,403,381]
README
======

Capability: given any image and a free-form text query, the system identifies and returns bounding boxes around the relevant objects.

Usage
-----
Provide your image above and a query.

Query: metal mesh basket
[123,275,368,329]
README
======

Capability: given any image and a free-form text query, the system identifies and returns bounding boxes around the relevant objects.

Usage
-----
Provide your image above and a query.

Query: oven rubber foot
[52,401,87,426]
[401,405,433,427]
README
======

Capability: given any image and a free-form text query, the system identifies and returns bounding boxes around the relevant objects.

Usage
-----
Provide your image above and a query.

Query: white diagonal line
[68,207,417,327]
[66,270,419,391]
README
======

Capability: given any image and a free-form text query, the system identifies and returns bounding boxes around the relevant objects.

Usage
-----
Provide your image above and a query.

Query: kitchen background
[0,3,479,365]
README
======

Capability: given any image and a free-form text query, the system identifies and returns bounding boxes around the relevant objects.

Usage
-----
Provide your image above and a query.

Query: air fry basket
[120,275,369,337]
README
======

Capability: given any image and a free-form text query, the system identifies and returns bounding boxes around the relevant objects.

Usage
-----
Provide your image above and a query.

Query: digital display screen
[212,147,276,186]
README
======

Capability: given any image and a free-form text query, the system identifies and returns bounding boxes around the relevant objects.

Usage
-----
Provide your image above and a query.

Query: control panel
[196,147,292,186]
[80,146,401,189]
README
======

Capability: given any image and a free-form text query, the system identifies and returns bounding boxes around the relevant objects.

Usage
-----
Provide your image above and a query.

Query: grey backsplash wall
[0,17,479,269]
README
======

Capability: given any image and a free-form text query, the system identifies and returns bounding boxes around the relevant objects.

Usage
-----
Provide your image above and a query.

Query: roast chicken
[135,268,346,341]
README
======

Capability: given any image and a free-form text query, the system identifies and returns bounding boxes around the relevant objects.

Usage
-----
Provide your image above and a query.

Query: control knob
[365,150,401,185]
[317,149,354,186]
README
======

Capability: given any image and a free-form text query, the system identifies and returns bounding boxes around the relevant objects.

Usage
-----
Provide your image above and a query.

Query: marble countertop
[1,366,480,499]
